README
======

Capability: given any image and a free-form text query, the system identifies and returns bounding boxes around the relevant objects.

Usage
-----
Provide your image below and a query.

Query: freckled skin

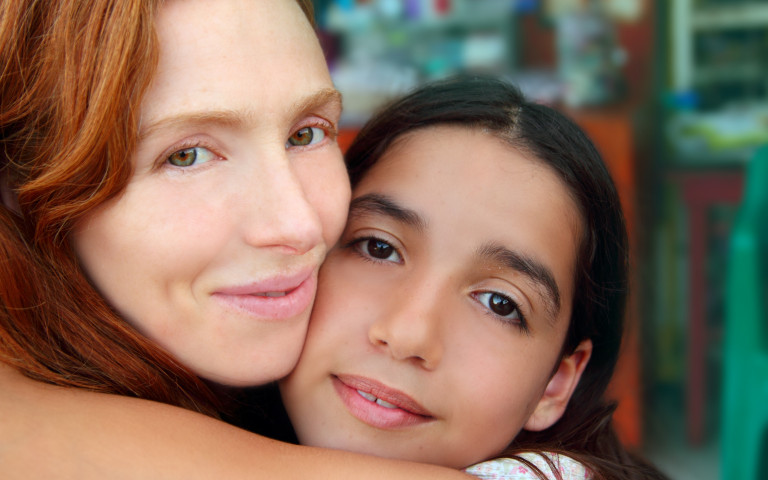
[72,0,351,387]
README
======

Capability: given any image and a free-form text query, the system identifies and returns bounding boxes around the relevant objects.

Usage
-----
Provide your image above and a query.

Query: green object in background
[722,145,768,480]
[679,108,768,151]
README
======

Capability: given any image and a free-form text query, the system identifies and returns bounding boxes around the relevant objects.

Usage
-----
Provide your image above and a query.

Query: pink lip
[333,374,433,429]
[212,267,316,320]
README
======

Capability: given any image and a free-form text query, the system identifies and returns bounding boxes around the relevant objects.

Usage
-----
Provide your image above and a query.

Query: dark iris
[366,239,394,259]
[288,127,313,146]
[168,147,197,166]
[489,293,514,316]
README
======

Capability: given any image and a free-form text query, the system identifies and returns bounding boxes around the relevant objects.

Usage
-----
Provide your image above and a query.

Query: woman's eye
[287,126,326,147]
[475,291,521,321]
[167,146,216,167]
[355,238,402,263]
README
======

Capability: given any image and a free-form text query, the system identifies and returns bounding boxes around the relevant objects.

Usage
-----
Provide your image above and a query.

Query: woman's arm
[0,365,472,479]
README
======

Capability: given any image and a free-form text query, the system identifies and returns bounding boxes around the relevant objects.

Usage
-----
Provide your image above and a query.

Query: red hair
[0,0,316,416]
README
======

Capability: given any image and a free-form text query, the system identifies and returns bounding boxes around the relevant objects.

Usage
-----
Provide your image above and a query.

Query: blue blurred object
[665,90,699,112]
[722,145,768,480]
[335,0,355,11]
[514,0,538,13]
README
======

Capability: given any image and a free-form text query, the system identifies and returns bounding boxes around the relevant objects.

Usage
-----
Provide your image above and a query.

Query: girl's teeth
[356,390,397,409]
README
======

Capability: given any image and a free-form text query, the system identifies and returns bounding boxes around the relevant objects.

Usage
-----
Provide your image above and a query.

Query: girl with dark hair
[0,1,470,479]
[281,76,668,480]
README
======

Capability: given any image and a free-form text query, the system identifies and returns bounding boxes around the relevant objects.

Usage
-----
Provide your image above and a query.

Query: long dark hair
[345,76,667,480]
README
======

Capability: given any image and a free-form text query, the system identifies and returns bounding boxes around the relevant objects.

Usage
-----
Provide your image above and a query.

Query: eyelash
[345,235,530,334]
[473,291,530,334]
[344,235,404,265]
[155,115,337,170]
[158,138,222,171]
[287,118,337,150]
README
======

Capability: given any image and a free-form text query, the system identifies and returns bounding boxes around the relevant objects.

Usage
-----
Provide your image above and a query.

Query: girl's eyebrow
[476,243,561,322]
[349,193,561,322]
[347,193,427,232]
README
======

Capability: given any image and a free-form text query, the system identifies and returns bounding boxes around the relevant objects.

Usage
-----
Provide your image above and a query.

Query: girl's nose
[239,147,324,255]
[367,283,445,370]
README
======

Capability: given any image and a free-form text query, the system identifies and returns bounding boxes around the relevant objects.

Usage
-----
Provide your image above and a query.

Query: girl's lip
[333,374,434,429]
[211,267,316,320]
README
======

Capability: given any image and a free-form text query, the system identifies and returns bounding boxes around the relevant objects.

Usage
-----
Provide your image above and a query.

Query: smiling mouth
[332,375,433,429]
[212,272,316,320]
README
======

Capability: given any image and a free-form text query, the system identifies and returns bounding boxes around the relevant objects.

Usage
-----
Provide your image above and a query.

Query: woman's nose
[367,282,445,370]
[238,147,324,255]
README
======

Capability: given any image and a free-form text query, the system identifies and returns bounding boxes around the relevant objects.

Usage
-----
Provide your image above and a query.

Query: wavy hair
[0,0,315,417]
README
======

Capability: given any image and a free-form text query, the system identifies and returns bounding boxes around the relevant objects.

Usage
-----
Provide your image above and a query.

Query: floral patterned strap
[464,453,592,480]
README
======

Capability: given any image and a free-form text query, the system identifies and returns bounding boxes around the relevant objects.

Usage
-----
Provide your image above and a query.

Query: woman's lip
[211,267,316,320]
[333,374,433,429]
[213,266,316,295]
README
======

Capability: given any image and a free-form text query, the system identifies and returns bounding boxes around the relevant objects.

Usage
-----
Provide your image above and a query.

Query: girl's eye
[287,126,326,147]
[475,291,522,322]
[167,146,216,167]
[353,237,402,264]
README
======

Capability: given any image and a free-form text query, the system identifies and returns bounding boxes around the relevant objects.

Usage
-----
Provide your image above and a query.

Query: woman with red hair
[0,1,469,478]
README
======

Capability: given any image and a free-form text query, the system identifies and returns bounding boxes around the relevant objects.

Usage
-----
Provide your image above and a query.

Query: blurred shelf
[694,63,765,84]
[670,0,768,97]
[329,15,512,34]
[692,3,768,30]
[324,3,514,35]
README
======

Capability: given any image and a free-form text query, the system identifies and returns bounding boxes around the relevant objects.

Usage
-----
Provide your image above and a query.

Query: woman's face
[73,0,350,386]
[281,126,589,468]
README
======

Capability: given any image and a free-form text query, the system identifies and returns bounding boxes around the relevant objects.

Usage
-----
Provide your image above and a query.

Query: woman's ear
[524,339,593,432]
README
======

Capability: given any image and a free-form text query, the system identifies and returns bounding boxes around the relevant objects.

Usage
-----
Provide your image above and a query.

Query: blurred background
[308,1,768,479]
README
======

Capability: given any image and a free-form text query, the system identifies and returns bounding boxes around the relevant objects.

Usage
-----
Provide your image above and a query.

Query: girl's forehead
[363,126,561,197]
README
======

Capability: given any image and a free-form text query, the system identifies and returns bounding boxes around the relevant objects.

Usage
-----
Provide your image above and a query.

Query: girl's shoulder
[465,452,592,480]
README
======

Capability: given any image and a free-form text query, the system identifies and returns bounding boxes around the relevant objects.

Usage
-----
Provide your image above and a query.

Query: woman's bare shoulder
[0,364,472,480]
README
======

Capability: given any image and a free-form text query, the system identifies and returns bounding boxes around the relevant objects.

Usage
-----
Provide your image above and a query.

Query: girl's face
[72,0,350,386]
[281,126,590,468]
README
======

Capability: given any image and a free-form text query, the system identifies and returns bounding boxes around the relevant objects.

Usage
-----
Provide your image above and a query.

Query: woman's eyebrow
[138,88,343,139]
[476,243,561,322]
[348,193,427,232]
[289,87,343,117]
[138,109,246,139]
